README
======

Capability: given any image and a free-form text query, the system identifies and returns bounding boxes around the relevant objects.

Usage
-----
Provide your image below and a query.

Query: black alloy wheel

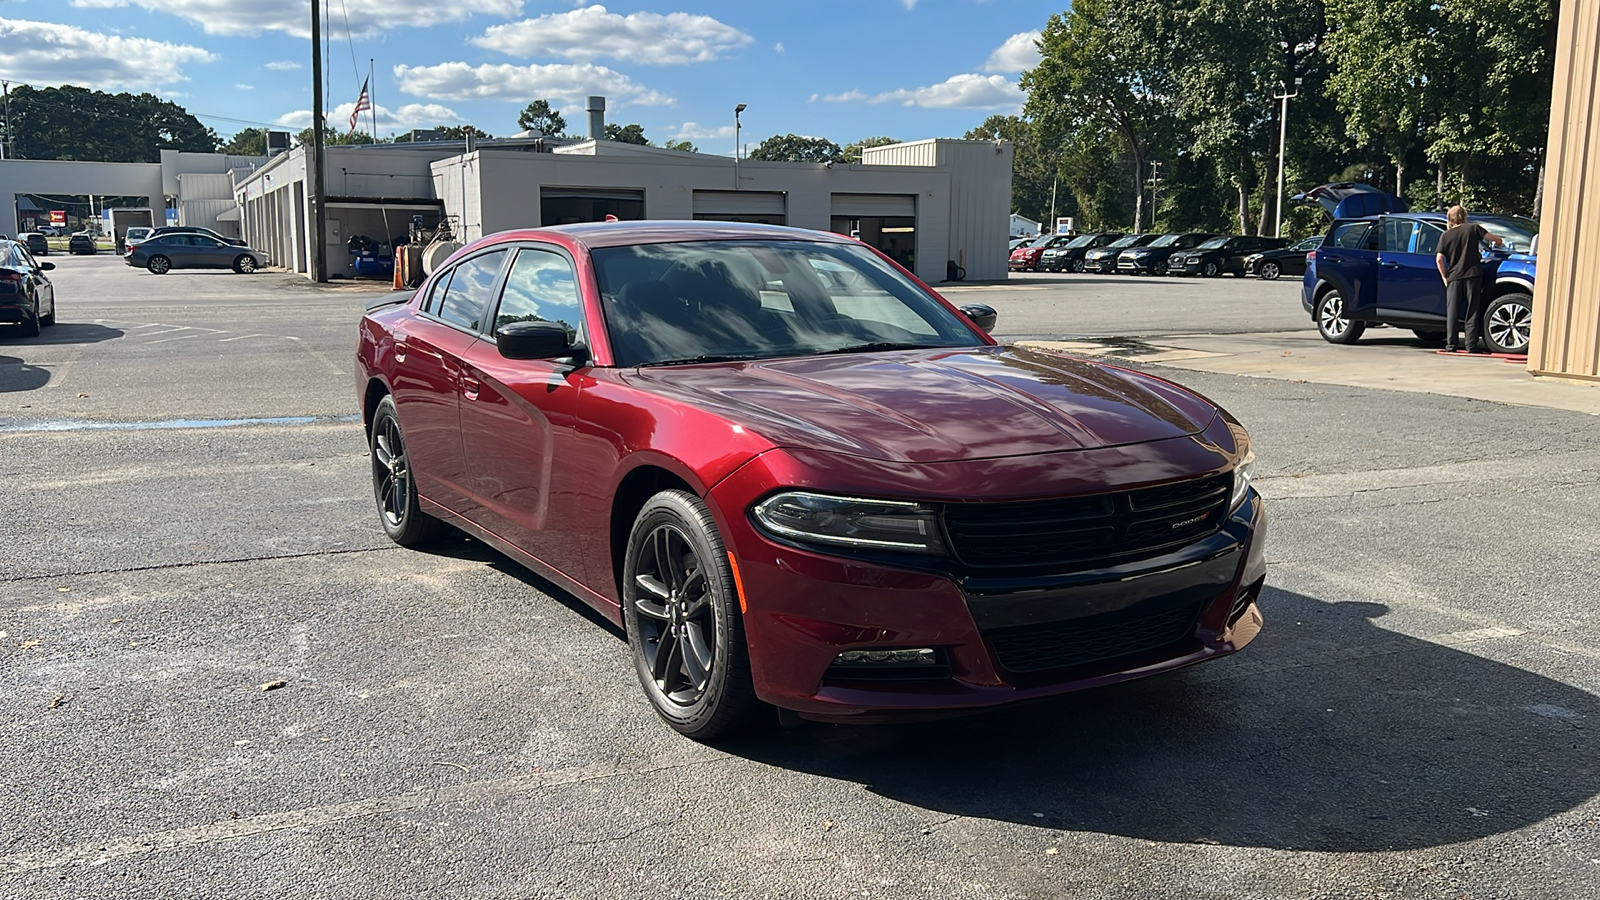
[1071,258,1085,273]
[369,396,448,546]
[1315,289,1365,344]
[1483,293,1533,355]
[622,490,758,740]
[1201,261,1221,277]
[1259,261,1282,280]
[1151,259,1169,276]
[147,256,171,275]
[233,255,257,274]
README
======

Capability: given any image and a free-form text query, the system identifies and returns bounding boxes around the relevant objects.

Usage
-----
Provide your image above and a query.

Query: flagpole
[369,58,377,139]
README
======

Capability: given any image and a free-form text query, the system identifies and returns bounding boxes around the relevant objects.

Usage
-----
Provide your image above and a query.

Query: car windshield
[1476,215,1539,253]
[593,239,981,367]
[1106,234,1143,248]
[1025,234,1056,249]
[1148,234,1182,248]
[1064,234,1095,248]
[1197,237,1229,250]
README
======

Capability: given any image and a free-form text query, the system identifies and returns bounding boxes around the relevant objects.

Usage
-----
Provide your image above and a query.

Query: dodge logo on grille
[1172,513,1210,530]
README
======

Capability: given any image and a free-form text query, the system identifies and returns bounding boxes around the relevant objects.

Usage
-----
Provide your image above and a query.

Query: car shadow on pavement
[724,586,1600,852]
[0,323,124,347]
[412,529,625,639]
[0,354,50,392]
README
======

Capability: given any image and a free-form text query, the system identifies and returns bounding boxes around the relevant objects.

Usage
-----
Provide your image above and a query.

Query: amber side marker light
[726,552,748,614]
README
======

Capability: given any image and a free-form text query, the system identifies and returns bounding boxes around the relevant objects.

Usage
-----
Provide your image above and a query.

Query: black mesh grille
[985,601,1205,674]
[942,475,1231,571]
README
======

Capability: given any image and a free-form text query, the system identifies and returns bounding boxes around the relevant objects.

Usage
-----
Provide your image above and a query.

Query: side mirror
[39,262,56,271]
[497,320,589,364]
[960,303,998,333]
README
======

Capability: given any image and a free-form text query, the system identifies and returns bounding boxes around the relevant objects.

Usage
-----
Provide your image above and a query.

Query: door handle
[1380,261,1404,269]
[461,374,481,400]
[392,338,407,363]
[1321,255,1342,263]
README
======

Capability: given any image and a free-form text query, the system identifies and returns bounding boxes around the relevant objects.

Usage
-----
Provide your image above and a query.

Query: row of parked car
[1009,232,1322,280]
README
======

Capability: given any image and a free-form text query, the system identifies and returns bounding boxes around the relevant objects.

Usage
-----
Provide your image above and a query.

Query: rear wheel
[1259,261,1282,280]
[1483,292,1533,355]
[369,396,449,547]
[19,302,41,338]
[622,490,759,741]
[147,256,171,275]
[1315,289,1365,344]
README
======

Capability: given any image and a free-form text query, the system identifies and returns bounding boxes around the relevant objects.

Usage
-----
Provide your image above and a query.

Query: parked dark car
[22,233,49,256]
[1083,233,1158,273]
[357,221,1266,739]
[1245,236,1323,280]
[0,239,57,337]
[68,233,98,255]
[150,225,247,247]
[126,233,267,274]
[1008,233,1075,271]
[1118,233,1216,275]
[1304,212,1537,354]
[1169,235,1288,277]
[1040,232,1126,272]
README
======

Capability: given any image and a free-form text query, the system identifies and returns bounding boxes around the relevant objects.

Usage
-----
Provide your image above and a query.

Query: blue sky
[0,1,1063,151]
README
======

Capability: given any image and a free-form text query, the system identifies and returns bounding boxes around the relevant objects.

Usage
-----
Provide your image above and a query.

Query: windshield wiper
[641,353,768,367]
[825,341,944,355]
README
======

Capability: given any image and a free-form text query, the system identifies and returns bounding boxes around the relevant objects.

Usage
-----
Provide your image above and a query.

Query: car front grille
[942,474,1231,572]
[984,600,1206,674]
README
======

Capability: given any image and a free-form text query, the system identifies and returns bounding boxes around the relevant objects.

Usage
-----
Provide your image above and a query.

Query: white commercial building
[1,150,262,239]
[233,129,1013,284]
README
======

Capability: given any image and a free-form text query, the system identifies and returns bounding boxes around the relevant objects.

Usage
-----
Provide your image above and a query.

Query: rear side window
[436,251,507,332]
[1330,221,1374,250]
[1381,218,1417,253]
[494,248,584,340]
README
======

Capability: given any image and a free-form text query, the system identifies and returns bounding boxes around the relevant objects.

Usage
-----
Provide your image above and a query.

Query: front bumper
[1118,255,1160,273]
[708,450,1267,724]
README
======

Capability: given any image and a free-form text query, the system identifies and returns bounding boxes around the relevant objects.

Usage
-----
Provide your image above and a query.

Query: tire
[1483,292,1533,355]
[1152,259,1169,276]
[19,302,41,338]
[1411,329,1446,346]
[147,256,171,275]
[1260,261,1282,280]
[1315,289,1365,344]
[233,255,257,274]
[1071,258,1085,273]
[1201,261,1220,277]
[622,490,759,741]
[40,302,56,327]
[369,395,449,547]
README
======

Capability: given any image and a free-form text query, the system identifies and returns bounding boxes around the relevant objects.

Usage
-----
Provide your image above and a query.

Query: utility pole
[733,103,746,191]
[309,0,328,282]
[1273,78,1302,238]
[2,81,11,160]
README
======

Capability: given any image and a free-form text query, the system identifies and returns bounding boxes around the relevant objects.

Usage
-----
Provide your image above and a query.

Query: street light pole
[309,0,328,282]
[1273,77,1302,238]
[733,103,746,191]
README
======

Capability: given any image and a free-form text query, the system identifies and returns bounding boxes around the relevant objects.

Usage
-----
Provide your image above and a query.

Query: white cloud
[871,74,1023,110]
[983,31,1041,73]
[235,83,253,90]
[901,0,918,8]
[671,122,735,140]
[773,42,784,54]
[394,61,673,106]
[0,17,214,88]
[264,60,301,71]
[68,0,522,38]
[810,90,869,103]
[274,101,465,133]
[472,5,751,66]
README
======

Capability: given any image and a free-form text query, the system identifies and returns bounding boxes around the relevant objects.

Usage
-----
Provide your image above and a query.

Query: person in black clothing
[1434,205,1505,353]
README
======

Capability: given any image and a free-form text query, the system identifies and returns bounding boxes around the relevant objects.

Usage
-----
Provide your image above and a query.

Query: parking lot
[4,255,1599,898]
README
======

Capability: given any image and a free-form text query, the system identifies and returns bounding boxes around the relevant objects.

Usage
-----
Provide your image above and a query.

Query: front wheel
[147,256,171,275]
[1315,289,1365,344]
[1483,293,1533,355]
[1201,261,1220,277]
[1151,260,1169,276]
[369,396,448,546]
[1259,261,1282,280]
[233,255,257,274]
[1071,258,1085,273]
[622,490,759,741]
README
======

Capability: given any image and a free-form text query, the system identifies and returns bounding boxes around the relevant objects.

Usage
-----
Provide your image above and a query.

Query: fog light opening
[824,647,951,682]
[833,648,937,667]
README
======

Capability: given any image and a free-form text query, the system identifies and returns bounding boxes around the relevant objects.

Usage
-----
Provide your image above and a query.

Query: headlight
[752,492,946,554]
[1230,448,1256,511]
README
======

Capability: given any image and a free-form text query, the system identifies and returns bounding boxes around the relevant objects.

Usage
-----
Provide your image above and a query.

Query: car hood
[624,346,1218,463]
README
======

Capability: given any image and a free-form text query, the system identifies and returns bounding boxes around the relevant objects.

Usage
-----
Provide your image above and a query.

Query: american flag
[349,77,371,133]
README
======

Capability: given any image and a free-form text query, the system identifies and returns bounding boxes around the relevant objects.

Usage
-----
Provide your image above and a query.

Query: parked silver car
[125,233,266,274]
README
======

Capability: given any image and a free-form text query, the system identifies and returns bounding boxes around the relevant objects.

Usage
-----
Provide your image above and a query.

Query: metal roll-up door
[831,194,916,217]
[692,191,786,217]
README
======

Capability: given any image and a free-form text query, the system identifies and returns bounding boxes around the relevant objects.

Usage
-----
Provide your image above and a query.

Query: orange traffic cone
[393,250,404,290]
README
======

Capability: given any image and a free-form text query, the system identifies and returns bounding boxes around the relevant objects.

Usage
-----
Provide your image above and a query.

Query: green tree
[220,128,269,156]
[8,85,218,162]
[603,123,650,145]
[663,139,699,152]
[841,136,900,163]
[748,134,844,163]
[964,116,1062,226]
[294,126,383,148]
[516,100,567,136]
[433,125,493,140]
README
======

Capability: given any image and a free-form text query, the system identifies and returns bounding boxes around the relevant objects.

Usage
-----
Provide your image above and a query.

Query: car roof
[465,220,861,252]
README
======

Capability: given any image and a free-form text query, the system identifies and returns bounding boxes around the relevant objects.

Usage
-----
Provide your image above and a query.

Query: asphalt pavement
[2,255,1597,899]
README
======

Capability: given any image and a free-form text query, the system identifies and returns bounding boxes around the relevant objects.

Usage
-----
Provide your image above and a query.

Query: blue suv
[1303,211,1537,354]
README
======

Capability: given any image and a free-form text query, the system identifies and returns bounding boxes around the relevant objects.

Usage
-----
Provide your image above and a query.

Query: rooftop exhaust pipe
[586,96,606,141]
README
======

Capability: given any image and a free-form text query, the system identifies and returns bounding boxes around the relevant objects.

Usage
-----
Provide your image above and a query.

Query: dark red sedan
[356,221,1266,739]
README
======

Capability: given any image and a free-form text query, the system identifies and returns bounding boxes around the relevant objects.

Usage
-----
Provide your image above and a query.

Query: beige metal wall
[1530,0,1600,381]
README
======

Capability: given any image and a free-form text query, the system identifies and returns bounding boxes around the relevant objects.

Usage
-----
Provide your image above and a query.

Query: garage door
[693,191,786,217]
[831,194,916,217]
